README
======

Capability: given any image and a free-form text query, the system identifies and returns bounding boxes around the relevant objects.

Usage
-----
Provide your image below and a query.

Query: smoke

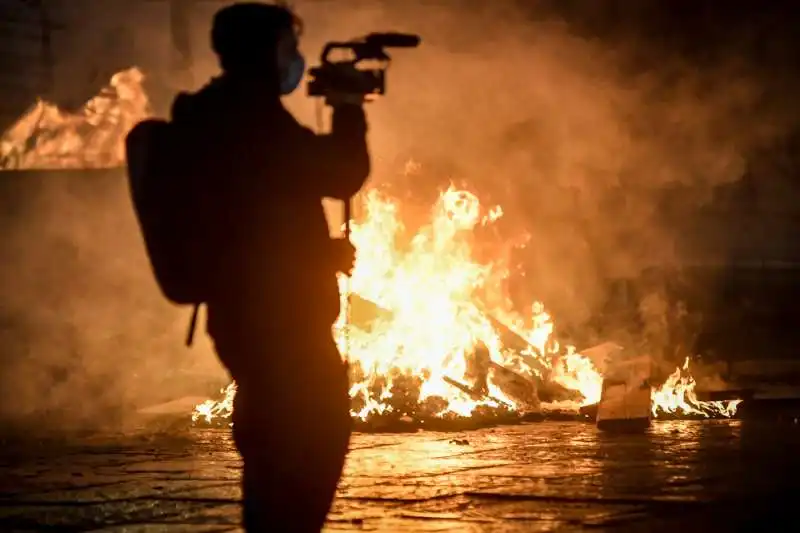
[0,0,797,431]
[0,170,225,434]
[275,0,792,327]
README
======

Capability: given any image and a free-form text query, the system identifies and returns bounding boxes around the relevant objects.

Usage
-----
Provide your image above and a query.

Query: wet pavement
[1,420,800,532]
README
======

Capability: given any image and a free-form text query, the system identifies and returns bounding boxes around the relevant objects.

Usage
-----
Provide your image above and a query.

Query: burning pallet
[192,296,745,432]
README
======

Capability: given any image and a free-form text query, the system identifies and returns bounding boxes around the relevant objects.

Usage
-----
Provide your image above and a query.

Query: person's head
[211,2,305,94]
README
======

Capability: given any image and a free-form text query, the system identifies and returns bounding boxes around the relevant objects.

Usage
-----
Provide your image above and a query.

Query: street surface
[1,420,799,532]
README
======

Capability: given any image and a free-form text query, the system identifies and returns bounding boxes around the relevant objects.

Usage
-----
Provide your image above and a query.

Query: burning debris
[0,67,149,170]
[651,357,742,419]
[191,189,742,430]
[0,68,742,431]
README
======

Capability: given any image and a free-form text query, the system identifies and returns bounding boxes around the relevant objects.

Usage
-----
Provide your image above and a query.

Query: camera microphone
[363,33,422,49]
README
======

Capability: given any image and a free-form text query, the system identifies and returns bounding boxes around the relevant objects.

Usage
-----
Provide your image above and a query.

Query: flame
[192,383,237,425]
[0,68,741,426]
[551,345,603,407]
[193,188,741,424]
[651,357,741,418]
[193,187,608,424]
[0,67,149,170]
[338,187,508,418]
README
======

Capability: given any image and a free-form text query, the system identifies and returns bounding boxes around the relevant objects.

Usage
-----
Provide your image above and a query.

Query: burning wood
[192,335,742,430]
[577,355,745,427]
[463,341,492,397]
[650,357,743,419]
[483,313,549,372]
[488,362,541,412]
[339,290,594,418]
[443,375,510,407]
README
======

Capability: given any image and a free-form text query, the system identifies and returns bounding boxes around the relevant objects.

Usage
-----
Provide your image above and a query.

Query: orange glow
[0,68,739,426]
[0,68,149,169]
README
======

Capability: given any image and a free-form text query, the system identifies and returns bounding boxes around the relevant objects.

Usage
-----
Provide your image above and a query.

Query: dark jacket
[169,76,370,333]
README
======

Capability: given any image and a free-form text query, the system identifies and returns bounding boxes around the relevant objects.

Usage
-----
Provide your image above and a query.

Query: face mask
[279,50,305,95]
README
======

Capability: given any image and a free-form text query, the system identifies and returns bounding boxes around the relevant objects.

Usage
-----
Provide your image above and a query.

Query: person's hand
[322,62,367,107]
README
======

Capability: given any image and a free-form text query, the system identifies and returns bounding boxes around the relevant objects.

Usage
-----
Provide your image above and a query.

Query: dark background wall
[0,0,53,130]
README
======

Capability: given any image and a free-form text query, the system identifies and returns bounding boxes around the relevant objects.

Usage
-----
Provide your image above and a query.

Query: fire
[193,383,237,425]
[651,357,742,418]
[0,67,149,170]
[195,187,606,424]
[193,187,741,425]
[550,345,604,409]
[0,68,741,427]
[338,187,516,418]
[192,186,603,425]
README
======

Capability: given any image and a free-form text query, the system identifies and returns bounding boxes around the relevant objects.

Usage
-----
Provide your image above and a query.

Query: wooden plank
[488,362,540,412]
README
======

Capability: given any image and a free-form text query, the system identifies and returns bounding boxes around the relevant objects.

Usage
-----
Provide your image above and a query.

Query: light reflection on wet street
[1,420,799,531]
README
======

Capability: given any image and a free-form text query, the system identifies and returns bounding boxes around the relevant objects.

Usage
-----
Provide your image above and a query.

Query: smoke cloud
[0,170,224,434]
[0,0,796,432]
[279,0,792,327]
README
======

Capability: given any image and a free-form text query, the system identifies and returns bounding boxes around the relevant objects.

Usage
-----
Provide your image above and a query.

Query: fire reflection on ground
[1,420,797,531]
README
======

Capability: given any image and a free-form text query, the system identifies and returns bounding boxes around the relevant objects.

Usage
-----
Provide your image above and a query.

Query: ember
[0,68,742,429]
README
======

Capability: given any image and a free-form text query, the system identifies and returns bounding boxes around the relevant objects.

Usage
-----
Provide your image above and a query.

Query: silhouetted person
[167,3,369,531]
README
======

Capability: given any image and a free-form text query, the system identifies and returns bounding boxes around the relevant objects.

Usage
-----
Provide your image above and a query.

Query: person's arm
[294,103,371,200]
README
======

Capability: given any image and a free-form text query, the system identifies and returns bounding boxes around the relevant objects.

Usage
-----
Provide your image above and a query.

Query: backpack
[125,118,205,308]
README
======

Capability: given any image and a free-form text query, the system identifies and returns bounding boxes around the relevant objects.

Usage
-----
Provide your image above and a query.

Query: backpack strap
[185,304,201,347]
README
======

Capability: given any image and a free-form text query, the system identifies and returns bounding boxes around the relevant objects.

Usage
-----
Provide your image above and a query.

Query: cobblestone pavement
[1,420,800,532]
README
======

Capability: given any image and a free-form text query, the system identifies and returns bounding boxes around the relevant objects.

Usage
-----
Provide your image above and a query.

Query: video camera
[307,32,421,99]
